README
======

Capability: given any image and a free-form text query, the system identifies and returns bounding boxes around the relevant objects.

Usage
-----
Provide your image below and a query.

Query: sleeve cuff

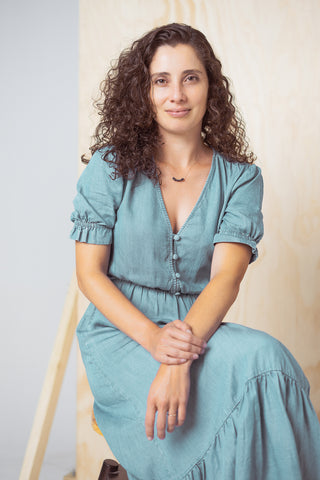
[70,222,113,244]
[213,232,258,263]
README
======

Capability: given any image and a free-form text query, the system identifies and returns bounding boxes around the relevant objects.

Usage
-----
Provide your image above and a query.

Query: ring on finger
[167,412,177,417]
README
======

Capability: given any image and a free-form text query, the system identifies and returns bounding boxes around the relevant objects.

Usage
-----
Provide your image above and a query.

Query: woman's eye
[154,78,167,85]
[185,75,198,82]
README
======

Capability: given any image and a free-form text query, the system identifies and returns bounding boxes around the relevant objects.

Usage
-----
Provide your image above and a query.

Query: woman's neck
[156,133,207,169]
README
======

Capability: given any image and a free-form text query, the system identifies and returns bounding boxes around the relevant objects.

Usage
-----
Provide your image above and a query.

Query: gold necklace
[166,157,199,182]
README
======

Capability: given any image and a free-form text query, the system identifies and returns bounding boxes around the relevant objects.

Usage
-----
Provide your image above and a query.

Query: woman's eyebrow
[151,69,204,78]
[150,72,170,79]
[182,69,204,75]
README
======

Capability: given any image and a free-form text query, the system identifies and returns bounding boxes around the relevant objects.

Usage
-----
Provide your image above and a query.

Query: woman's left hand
[145,362,191,440]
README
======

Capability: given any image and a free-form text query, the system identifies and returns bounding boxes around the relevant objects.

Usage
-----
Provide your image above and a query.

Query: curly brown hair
[85,23,256,180]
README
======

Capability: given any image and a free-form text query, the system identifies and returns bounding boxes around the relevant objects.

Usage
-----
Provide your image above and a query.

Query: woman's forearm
[183,272,240,342]
[77,271,206,363]
[78,271,159,351]
[146,274,238,440]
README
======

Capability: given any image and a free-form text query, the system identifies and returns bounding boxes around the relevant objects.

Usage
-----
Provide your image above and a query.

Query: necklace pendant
[172,177,185,182]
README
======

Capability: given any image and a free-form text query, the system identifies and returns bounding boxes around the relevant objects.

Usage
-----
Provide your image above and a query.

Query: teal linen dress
[70,149,320,480]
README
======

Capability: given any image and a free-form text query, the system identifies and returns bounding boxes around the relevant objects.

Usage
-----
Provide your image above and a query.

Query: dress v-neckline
[156,150,216,236]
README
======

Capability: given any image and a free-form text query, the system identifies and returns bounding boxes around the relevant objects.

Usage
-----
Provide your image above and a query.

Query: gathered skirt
[77,280,320,480]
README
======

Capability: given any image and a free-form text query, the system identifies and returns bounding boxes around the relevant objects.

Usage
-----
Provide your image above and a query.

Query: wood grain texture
[78,0,320,477]
[19,272,78,480]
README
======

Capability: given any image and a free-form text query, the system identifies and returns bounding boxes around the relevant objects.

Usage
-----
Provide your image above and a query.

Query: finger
[156,408,168,440]
[172,319,191,332]
[166,339,205,359]
[160,347,201,364]
[163,336,206,357]
[165,346,200,361]
[177,402,187,427]
[145,403,156,441]
[169,326,207,349]
[160,354,188,365]
[172,321,202,340]
[165,322,205,348]
[167,408,178,433]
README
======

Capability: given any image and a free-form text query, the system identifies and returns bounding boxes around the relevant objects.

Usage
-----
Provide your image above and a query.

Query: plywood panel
[78,1,320,477]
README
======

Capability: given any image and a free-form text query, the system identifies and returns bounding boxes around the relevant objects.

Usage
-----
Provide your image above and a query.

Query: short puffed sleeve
[70,149,124,244]
[213,164,264,263]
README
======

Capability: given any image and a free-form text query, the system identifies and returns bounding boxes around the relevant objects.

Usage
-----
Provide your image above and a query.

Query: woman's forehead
[149,44,205,74]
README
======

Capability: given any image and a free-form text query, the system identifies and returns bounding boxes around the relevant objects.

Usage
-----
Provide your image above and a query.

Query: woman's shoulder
[213,150,262,184]
[75,147,126,207]
[84,147,119,178]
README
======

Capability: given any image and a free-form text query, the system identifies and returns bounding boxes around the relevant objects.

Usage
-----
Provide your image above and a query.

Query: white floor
[39,453,76,480]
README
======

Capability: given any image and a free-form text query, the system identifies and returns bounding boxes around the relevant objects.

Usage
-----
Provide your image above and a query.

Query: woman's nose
[169,82,186,102]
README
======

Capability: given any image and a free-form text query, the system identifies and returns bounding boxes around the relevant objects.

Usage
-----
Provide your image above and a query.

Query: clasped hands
[146,320,206,441]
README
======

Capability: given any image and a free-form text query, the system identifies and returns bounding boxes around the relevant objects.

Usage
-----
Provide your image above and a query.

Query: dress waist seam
[109,276,200,296]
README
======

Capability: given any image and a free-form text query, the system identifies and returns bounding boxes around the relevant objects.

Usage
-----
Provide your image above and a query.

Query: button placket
[172,234,181,294]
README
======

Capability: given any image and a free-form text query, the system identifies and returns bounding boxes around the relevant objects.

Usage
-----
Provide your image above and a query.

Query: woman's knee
[210,323,307,386]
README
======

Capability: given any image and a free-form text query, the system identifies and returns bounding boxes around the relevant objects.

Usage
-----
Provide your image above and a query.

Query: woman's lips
[165,109,191,118]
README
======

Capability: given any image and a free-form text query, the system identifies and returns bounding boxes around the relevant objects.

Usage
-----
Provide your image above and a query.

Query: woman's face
[149,43,209,138]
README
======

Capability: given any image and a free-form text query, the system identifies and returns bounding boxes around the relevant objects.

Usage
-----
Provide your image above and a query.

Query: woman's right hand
[149,320,207,365]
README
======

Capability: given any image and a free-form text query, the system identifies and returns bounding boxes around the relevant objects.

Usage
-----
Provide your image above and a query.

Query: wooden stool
[98,459,128,480]
[92,412,129,480]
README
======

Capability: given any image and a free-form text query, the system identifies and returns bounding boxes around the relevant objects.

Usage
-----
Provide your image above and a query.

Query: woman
[70,23,320,480]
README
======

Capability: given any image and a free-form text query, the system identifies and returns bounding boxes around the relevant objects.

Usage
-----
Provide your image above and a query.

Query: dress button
[173,234,180,241]
[175,272,181,278]
[172,253,179,260]
[175,292,181,296]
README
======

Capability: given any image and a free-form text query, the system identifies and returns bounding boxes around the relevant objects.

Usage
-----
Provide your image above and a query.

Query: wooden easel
[19,272,78,480]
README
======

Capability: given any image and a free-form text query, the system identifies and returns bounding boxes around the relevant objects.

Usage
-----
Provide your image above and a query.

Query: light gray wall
[0,1,78,478]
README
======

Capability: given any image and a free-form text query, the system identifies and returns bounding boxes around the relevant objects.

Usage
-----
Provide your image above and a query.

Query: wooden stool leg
[98,459,128,480]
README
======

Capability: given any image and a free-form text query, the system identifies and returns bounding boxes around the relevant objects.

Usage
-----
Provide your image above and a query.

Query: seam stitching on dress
[178,369,309,480]
[88,350,173,478]
[84,345,132,407]
[215,230,255,241]
[72,220,112,231]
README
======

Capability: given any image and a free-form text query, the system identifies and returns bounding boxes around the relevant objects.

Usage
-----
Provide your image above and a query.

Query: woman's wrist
[144,320,206,365]
[160,359,193,373]
[177,359,193,371]
[142,321,161,354]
